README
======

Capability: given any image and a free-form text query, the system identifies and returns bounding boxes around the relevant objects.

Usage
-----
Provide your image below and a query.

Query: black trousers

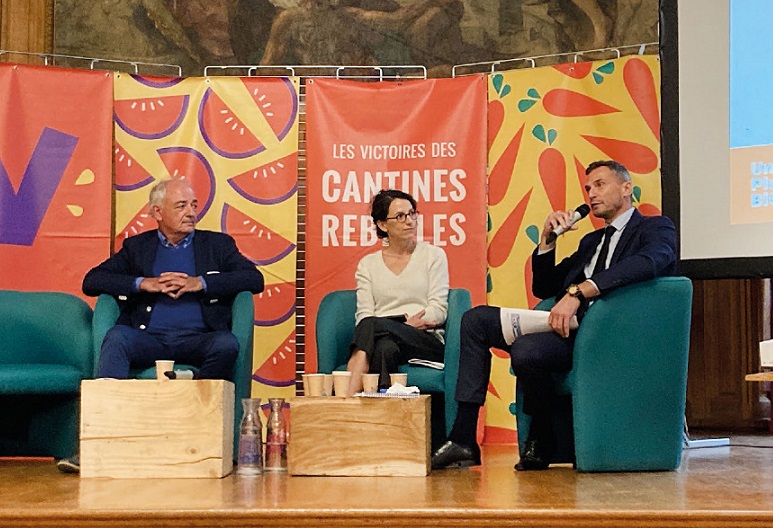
[454,306,574,418]
[351,316,444,389]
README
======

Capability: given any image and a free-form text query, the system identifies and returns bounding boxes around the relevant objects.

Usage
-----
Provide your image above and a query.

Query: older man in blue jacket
[83,178,264,381]
[58,178,263,474]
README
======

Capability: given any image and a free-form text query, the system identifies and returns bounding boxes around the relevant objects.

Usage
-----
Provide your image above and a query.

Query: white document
[499,308,579,346]
[407,358,444,370]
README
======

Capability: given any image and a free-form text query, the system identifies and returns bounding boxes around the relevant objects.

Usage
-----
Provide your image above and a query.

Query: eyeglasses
[385,210,419,223]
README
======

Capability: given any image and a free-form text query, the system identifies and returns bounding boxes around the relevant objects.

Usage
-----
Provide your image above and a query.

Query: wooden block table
[80,379,234,478]
[289,395,430,476]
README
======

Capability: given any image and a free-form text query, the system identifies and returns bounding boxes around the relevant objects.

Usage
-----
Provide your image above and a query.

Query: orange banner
[305,76,488,372]
[0,64,113,298]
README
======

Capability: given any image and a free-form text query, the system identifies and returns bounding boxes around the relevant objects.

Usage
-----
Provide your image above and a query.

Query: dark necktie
[592,225,616,276]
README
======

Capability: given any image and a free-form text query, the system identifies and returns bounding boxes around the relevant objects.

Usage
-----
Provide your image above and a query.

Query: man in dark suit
[431,160,677,471]
[83,178,264,380]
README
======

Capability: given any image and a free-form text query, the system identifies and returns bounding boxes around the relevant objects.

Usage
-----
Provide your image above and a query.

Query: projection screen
[662,0,773,278]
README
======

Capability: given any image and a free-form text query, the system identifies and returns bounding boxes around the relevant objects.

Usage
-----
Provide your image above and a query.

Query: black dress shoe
[431,440,481,469]
[514,440,549,471]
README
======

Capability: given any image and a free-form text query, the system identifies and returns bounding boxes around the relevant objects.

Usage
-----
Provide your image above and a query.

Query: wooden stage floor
[1,431,772,528]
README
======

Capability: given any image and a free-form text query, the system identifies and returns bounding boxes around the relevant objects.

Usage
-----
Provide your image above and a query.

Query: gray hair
[148,179,192,208]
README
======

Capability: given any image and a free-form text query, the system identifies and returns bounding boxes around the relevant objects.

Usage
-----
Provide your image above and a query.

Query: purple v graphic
[0,127,79,246]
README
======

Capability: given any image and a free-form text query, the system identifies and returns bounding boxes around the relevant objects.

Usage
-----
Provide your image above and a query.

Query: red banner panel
[305,76,488,371]
[0,64,113,298]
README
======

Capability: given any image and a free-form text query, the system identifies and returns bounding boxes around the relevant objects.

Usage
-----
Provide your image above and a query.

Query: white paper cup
[362,373,380,393]
[323,374,334,397]
[390,372,408,386]
[332,371,352,397]
[305,373,325,396]
[156,360,174,380]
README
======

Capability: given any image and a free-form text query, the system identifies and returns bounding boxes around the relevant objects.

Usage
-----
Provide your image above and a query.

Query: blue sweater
[148,240,206,334]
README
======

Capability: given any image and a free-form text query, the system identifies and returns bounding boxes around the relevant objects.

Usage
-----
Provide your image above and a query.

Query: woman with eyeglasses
[346,189,449,395]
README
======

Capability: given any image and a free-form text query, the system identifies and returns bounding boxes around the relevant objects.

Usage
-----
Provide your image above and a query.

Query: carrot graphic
[488,347,509,362]
[542,89,620,117]
[488,99,505,149]
[552,62,594,79]
[538,148,566,212]
[488,124,524,206]
[624,58,660,141]
[488,188,533,268]
[524,254,540,309]
[580,135,658,174]
[637,203,662,216]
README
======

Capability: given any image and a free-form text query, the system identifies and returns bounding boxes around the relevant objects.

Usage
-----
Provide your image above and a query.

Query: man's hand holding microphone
[540,204,591,250]
[540,204,594,337]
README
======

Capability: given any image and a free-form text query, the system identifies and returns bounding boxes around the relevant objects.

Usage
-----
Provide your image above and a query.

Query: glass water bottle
[237,398,263,476]
[265,398,288,471]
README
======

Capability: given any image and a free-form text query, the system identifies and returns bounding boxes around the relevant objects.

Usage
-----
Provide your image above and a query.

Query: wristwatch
[566,284,586,302]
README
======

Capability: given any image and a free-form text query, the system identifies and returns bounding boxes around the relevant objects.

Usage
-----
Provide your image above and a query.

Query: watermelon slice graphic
[198,78,298,159]
[130,74,185,89]
[114,95,189,140]
[243,77,297,141]
[114,206,154,252]
[227,152,298,205]
[220,203,295,266]
[254,281,296,327]
[157,146,216,219]
[252,331,296,387]
[114,143,154,191]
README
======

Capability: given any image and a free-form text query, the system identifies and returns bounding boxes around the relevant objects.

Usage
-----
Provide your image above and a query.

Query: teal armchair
[0,290,94,459]
[92,291,255,459]
[316,288,471,436]
[515,276,693,472]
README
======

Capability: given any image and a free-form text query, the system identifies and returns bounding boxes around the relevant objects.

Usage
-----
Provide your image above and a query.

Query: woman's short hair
[371,189,417,239]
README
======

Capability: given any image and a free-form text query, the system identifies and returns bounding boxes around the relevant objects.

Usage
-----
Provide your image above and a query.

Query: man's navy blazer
[531,209,677,301]
[83,229,264,331]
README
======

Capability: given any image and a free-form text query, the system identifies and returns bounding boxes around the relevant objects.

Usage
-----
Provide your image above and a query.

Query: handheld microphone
[545,204,591,244]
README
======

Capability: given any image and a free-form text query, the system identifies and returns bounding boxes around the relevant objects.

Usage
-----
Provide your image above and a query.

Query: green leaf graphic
[518,99,537,112]
[493,74,503,94]
[547,129,557,146]
[597,61,615,74]
[527,88,540,99]
[532,124,546,143]
[500,85,511,98]
[633,186,642,203]
[592,72,604,84]
[526,225,540,244]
